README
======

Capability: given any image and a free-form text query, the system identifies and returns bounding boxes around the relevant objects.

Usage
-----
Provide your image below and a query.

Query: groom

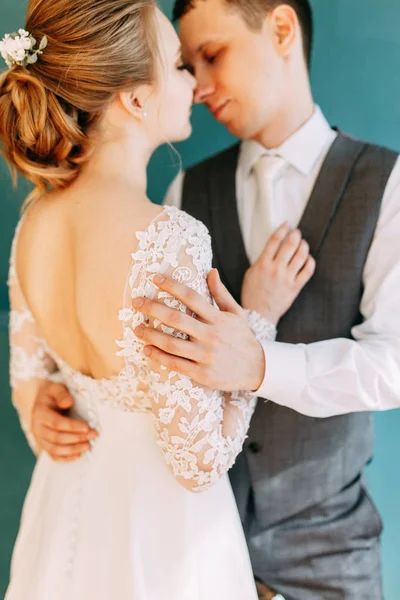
[31,1,400,599]
[134,1,400,598]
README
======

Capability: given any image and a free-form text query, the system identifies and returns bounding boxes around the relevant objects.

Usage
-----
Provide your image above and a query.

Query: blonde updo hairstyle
[0,0,158,205]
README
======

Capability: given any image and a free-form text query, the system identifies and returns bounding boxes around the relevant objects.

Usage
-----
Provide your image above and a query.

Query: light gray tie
[250,154,286,264]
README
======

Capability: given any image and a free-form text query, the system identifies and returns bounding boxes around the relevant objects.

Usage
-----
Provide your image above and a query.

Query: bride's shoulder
[131,206,212,274]
[160,205,211,240]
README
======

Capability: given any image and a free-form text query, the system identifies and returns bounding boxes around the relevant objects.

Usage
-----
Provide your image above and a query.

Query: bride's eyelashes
[177,62,195,76]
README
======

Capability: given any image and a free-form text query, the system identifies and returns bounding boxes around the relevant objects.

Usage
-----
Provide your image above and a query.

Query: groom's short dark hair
[173,0,313,67]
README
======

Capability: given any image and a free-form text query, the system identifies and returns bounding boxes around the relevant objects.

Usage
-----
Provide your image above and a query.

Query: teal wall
[1,0,400,597]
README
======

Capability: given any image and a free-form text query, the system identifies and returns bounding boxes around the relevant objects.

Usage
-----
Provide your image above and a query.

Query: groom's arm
[255,158,400,417]
[138,161,400,418]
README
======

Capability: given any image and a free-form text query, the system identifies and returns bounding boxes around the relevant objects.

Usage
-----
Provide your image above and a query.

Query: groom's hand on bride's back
[133,225,315,393]
[133,272,266,393]
[242,223,316,322]
[32,382,98,462]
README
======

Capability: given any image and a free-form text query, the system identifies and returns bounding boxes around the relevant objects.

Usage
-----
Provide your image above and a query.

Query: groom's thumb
[48,383,74,411]
[207,269,242,315]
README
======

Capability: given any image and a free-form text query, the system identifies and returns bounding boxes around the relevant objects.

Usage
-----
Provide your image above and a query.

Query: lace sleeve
[244,309,277,345]
[119,208,261,492]
[8,239,58,455]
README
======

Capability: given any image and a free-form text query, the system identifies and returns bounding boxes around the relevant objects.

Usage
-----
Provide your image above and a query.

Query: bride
[1,1,313,598]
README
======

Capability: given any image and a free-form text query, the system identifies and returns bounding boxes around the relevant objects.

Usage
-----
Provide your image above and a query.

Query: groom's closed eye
[204,51,220,65]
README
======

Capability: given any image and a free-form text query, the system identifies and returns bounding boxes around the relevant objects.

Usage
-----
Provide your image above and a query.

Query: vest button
[248,441,262,454]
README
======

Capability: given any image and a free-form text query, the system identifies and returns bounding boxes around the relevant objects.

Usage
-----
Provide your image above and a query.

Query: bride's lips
[210,100,230,120]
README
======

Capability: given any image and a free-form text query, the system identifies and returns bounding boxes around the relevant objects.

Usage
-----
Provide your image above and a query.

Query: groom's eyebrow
[195,37,224,54]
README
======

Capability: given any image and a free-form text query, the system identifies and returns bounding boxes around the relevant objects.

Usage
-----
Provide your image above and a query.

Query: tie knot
[253,154,286,183]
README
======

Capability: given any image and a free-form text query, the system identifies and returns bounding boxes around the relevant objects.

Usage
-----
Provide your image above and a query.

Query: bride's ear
[118,86,151,122]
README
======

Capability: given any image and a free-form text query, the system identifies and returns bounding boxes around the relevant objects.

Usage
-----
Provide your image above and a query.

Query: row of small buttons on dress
[65,389,100,581]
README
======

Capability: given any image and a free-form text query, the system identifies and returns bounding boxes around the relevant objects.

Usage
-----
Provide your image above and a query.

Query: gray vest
[182,132,397,527]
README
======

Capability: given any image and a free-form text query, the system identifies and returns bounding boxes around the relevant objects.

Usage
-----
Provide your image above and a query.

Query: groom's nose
[193,72,215,104]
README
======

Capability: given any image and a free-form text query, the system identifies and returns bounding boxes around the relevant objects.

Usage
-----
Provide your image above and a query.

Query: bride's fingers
[288,239,310,278]
[135,326,205,363]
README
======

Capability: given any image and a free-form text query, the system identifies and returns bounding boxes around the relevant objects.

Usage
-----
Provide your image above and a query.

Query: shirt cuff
[256,341,308,402]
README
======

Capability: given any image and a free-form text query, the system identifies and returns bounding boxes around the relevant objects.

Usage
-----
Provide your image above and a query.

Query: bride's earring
[120,92,148,120]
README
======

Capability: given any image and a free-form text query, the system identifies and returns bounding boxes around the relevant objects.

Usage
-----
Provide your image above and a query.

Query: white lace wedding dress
[5,206,274,600]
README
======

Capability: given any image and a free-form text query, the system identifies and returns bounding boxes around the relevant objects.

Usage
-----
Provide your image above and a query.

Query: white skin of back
[15,8,196,380]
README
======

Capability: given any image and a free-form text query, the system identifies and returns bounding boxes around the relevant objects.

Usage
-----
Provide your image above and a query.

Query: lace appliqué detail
[9,341,54,388]
[9,308,34,335]
[117,207,274,491]
[244,309,277,346]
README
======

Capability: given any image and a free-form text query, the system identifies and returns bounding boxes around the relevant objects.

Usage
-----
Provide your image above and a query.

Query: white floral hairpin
[0,29,47,69]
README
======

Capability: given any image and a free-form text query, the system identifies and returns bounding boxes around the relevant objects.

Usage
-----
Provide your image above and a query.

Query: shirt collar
[239,106,336,178]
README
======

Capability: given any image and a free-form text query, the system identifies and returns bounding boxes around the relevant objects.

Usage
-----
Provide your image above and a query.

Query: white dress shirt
[164,106,400,417]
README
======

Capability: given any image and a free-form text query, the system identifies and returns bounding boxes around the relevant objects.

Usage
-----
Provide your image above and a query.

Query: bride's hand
[241,223,316,325]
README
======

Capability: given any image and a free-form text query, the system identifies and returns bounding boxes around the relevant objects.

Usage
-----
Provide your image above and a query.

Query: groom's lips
[210,100,230,120]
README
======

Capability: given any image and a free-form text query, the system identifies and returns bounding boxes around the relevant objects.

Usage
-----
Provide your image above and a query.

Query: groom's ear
[268,4,298,59]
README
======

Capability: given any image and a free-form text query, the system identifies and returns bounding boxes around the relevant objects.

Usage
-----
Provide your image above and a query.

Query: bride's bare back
[16,180,162,379]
